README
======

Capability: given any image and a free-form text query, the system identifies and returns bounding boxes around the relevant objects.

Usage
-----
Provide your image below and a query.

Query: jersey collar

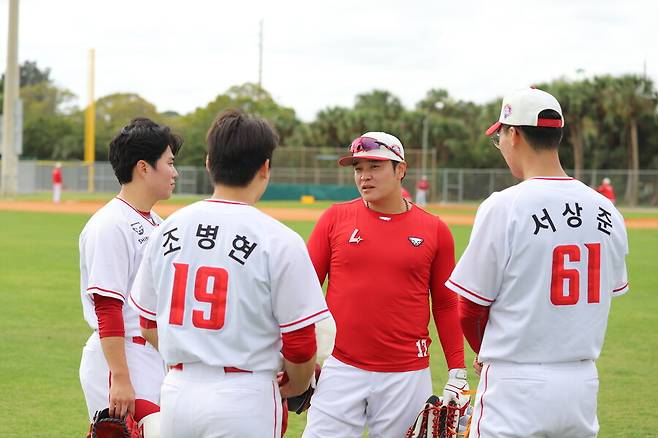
[204,199,249,205]
[114,197,157,226]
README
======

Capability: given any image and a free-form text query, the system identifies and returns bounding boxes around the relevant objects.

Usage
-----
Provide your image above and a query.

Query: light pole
[1,0,20,197]
[421,115,429,177]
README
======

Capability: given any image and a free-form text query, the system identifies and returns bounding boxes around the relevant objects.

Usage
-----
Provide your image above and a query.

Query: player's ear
[134,160,149,179]
[396,161,407,180]
[257,159,270,180]
[510,127,522,147]
[205,155,210,172]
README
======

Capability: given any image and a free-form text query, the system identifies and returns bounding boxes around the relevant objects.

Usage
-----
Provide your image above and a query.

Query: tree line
[2,61,658,202]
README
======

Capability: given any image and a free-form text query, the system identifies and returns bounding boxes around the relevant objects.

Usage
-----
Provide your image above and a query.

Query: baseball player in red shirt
[448,88,629,437]
[79,118,182,436]
[415,175,429,206]
[130,109,330,437]
[596,177,616,204]
[52,162,63,203]
[303,132,467,438]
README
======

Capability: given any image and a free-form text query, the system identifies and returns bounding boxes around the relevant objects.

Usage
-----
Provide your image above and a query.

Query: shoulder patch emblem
[408,237,423,247]
[130,222,145,235]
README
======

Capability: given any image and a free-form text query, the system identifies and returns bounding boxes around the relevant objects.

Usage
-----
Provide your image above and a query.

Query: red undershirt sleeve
[281,324,317,364]
[430,220,465,369]
[94,294,125,338]
[459,295,490,354]
[140,316,157,329]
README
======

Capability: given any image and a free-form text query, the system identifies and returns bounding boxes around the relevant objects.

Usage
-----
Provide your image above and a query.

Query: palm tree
[544,79,597,181]
[596,75,658,205]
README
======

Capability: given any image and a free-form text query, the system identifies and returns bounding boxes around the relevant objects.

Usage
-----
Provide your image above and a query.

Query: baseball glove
[89,408,142,438]
[405,395,472,438]
[286,363,322,414]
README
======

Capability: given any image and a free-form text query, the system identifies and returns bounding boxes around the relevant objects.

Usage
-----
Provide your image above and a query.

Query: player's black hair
[391,160,406,180]
[206,109,278,187]
[108,117,183,184]
[502,109,563,150]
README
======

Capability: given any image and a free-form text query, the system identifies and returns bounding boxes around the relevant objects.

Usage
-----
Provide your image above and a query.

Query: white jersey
[130,199,330,373]
[79,197,162,337]
[446,177,628,363]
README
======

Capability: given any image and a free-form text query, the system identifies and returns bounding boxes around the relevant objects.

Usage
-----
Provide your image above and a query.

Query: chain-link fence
[5,155,658,206]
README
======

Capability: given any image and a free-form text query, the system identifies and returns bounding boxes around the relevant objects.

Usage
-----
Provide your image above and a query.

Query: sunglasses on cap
[350,136,404,161]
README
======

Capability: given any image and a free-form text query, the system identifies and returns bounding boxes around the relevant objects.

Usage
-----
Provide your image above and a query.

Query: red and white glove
[442,368,470,413]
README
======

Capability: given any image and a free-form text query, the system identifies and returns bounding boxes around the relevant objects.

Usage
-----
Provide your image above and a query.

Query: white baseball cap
[485,88,564,136]
[338,131,405,166]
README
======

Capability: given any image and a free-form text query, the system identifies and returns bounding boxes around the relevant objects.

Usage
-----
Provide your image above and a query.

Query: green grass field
[1,206,657,437]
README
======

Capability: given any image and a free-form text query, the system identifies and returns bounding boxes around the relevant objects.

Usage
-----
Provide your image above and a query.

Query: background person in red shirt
[596,177,616,204]
[52,162,63,203]
[415,175,430,206]
[303,132,467,438]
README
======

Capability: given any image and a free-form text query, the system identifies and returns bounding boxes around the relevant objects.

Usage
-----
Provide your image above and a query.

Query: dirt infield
[2,200,658,229]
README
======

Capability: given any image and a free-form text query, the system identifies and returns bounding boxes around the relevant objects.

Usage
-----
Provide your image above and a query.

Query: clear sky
[1,0,656,121]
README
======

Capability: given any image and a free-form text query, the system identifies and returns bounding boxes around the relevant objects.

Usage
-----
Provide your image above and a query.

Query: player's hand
[277,370,293,397]
[108,373,135,418]
[473,356,483,377]
[277,371,296,398]
[442,368,469,407]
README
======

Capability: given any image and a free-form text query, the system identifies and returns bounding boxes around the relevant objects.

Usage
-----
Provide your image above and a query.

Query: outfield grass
[0,210,656,437]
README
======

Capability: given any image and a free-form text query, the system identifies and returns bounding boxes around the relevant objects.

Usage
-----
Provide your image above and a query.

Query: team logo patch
[349,228,363,244]
[503,104,512,119]
[408,237,424,247]
[130,222,144,235]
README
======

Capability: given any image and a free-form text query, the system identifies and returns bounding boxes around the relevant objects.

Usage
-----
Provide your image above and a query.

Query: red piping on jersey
[613,283,628,293]
[530,177,575,181]
[115,197,157,226]
[129,294,157,317]
[87,286,125,301]
[272,381,278,438]
[447,279,494,303]
[279,309,330,328]
[476,364,490,437]
[204,199,248,205]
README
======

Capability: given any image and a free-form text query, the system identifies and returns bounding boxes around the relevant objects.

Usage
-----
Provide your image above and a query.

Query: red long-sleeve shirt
[307,200,464,372]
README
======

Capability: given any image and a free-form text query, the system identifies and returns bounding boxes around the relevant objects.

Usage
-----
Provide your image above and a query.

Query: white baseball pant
[160,362,282,438]
[469,360,599,437]
[302,355,432,438]
[79,331,165,421]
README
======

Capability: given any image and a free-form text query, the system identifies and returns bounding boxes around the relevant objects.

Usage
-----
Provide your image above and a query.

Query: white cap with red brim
[485,88,564,136]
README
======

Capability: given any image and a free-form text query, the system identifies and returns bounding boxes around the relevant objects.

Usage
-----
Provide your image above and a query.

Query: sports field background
[1,195,657,437]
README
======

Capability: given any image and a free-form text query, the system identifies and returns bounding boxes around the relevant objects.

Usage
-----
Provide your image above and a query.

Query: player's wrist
[110,369,131,381]
[448,368,467,380]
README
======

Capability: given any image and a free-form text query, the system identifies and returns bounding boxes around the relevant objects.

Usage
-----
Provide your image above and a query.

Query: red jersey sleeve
[281,324,317,364]
[94,294,125,338]
[458,295,489,354]
[307,207,333,285]
[139,316,158,329]
[429,220,465,369]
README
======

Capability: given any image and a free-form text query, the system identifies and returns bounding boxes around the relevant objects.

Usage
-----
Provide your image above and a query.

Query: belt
[132,336,147,345]
[92,331,147,345]
[170,363,252,373]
